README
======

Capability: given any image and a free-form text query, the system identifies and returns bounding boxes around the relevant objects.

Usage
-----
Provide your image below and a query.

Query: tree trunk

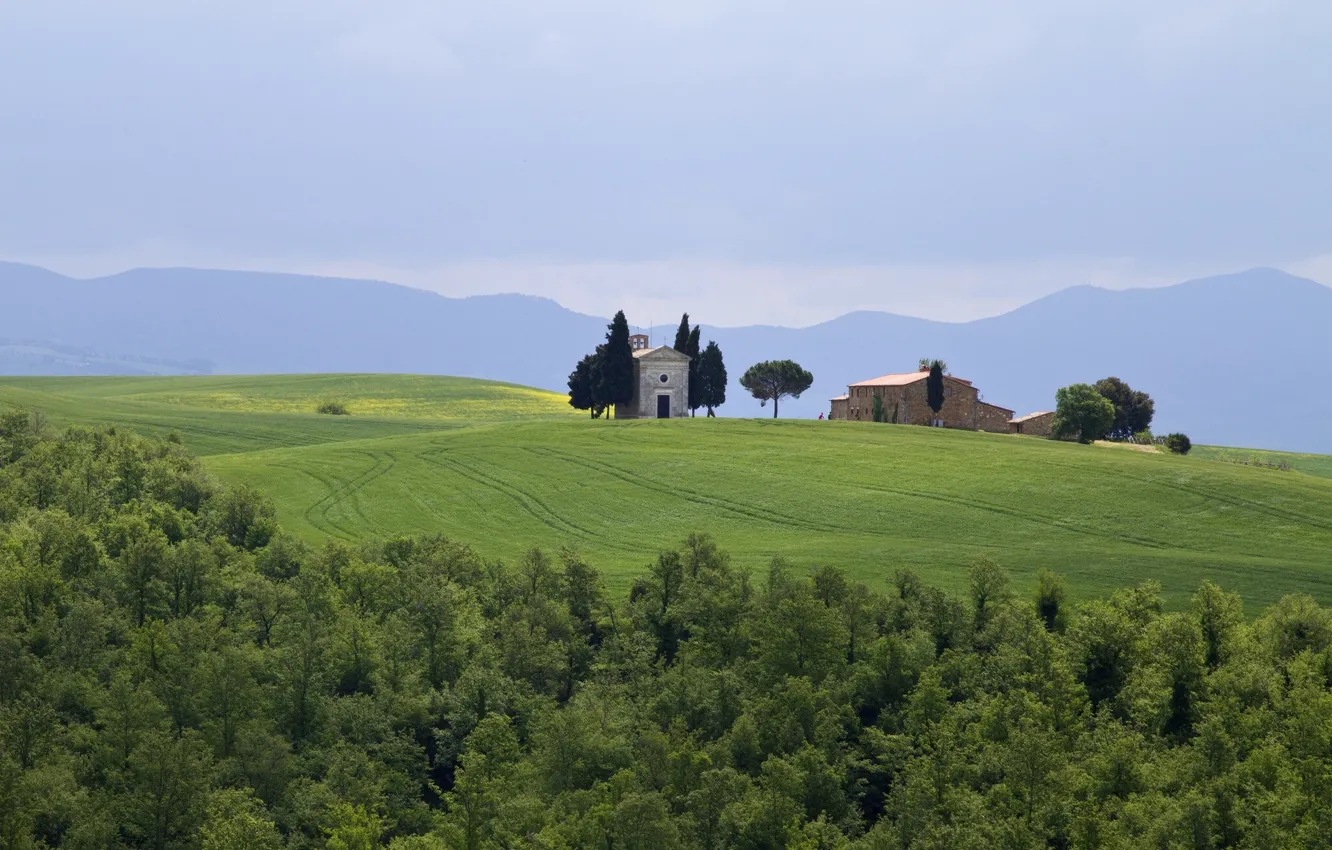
[773,396,779,418]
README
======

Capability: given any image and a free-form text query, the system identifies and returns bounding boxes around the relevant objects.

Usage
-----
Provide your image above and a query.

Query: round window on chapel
[659,373,669,383]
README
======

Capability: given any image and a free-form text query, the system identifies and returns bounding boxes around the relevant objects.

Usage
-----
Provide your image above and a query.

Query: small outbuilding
[616,339,692,419]
[1009,411,1055,437]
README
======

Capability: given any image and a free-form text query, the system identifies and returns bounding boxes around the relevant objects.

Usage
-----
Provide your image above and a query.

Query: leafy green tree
[754,586,849,682]
[1192,580,1243,669]
[125,730,212,849]
[1052,383,1115,443]
[118,521,169,626]
[325,803,385,850]
[1034,569,1068,633]
[1093,377,1155,439]
[205,484,277,549]
[926,361,945,423]
[967,557,1010,636]
[697,341,728,416]
[739,360,814,418]
[200,789,283,850]
[0,409,37,464]
[598,311,636,417]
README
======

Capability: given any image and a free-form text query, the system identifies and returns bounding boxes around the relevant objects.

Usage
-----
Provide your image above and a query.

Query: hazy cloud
[2,0,1330,323]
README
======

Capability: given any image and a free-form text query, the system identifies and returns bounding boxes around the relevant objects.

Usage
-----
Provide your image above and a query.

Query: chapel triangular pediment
[634,346,692,362]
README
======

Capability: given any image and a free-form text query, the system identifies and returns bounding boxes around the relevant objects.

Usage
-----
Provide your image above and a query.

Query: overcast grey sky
[3,1,1330,325]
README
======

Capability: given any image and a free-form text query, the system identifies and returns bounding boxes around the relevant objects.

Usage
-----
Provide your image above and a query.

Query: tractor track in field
[415,448,625,550]
[526,447,857,535]
[1036,456,1332,535]
[854,481,1174,551]
[288,450,398,540]
[1117,471,1332,534]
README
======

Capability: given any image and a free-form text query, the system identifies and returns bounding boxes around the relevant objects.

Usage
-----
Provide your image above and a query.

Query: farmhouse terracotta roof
[978,401,1016,414]
[848,372,973,387]
[830,394,849,401]
[1009,411,1053,424]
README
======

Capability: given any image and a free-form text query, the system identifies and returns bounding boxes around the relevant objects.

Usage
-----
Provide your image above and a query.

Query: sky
[2,1,1331,326]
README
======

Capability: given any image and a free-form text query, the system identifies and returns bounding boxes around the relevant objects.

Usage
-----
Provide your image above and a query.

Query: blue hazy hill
[2,262,1329,452]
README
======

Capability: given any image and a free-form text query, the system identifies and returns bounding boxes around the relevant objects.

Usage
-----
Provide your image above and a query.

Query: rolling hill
[4,262,1332,452]
[3,374,1332,607]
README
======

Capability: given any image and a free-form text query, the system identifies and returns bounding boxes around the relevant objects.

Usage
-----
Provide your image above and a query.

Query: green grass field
[4,374,1332,606]
[1191,444,1332,480]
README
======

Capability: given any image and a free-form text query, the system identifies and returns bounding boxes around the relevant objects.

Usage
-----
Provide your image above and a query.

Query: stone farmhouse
[616,334,691,419]
[829,366,1054,436]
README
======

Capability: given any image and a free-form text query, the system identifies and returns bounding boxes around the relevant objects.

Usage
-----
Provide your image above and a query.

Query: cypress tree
[673,313,691,353]
[567,355,596,417]
[927,361,946,423]
[589,345,608,418]
[698,341,728,417]
[686,326,702,416]
[598,311,636,417]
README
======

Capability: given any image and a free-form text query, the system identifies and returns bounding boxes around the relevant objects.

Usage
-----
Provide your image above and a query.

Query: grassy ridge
[0,374,574,455]
[4,374,1332,606]
[1192,443,1332,480]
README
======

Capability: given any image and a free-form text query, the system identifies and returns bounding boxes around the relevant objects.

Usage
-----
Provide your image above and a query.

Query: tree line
[4,412,1332,847]
[1053,377,1191,451]
[567,312,728,418]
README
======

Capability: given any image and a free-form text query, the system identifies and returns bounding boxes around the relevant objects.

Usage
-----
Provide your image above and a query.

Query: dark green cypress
[686,326,702,416]
[673,313,691,354]
[599,311,636,416]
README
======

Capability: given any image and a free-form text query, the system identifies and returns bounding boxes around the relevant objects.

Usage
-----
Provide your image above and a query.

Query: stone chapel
[616,334,691,419]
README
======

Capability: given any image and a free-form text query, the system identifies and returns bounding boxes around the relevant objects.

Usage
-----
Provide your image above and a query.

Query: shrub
[1164,433,1192,455]
[317,400,350,416]
[1132,429,1154,444]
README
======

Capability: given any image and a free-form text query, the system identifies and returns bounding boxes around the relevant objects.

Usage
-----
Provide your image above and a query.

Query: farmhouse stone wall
[833,377,987,428]
[976,401,1016,433]
[903,379,981,428]
[830,371,1023,434]
[840,385,906,422]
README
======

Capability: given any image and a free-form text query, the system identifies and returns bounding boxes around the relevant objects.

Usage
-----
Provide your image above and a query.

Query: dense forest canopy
[2,410,1332,848]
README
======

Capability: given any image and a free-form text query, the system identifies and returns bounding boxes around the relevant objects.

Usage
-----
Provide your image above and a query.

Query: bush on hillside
[1164,432,1192,454]
[316,399,350,415]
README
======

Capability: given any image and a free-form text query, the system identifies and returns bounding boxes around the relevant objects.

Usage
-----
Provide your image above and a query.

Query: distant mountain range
[2,261,1330,453]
